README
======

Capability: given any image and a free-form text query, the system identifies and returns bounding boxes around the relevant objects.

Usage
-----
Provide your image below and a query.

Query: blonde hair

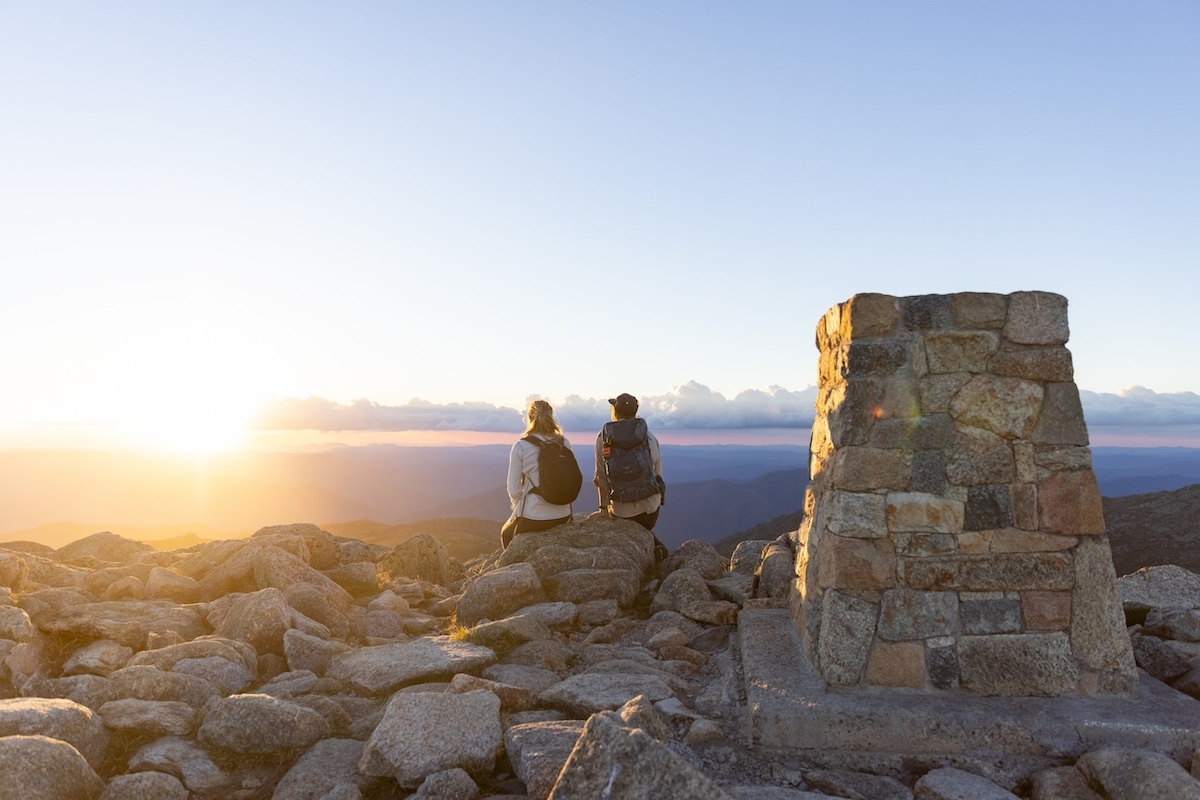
[524,399,563,438]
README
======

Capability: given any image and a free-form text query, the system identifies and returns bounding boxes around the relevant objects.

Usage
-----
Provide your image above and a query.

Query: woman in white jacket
[501,399,574,548]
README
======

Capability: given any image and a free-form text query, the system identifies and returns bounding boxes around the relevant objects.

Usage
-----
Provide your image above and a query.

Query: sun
[110,388,258,453]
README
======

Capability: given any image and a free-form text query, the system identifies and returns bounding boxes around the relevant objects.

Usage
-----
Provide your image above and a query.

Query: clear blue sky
[2,2,1198,448]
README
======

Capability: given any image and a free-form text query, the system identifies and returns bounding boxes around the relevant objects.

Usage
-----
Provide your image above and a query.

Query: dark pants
[619,509,668,561]
[501,514,570,549]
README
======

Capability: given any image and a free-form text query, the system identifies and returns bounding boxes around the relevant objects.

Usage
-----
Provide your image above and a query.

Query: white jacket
[507,434,575,520]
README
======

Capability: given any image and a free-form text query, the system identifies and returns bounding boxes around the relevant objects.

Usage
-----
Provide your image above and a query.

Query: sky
[2,2,1198,451]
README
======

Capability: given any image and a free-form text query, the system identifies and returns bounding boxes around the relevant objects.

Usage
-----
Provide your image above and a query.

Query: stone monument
[792,291,1136,695]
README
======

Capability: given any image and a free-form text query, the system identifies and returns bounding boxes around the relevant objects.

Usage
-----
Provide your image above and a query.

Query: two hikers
[502,393,668,559]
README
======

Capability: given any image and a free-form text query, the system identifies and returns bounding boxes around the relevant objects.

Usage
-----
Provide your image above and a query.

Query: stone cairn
[793,291,1137,695]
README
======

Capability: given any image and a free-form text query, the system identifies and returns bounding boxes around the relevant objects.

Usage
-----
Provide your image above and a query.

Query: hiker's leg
[500,517,519,549]
[516,515,570,534]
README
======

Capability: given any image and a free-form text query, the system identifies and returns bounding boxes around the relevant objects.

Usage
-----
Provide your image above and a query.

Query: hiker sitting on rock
[501,399,582,549]
[592,392,670,561]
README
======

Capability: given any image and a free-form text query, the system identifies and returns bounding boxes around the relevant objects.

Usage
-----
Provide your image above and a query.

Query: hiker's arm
[593,434,610,514]
[506,442,523,509]
[650,434,663,481]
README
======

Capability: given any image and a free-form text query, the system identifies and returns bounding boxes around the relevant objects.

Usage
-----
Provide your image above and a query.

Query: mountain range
[3,443,1199,553]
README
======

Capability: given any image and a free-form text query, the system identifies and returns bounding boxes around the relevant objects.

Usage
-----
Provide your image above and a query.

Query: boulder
[209,587,299,655]
[730,540,772,575]
[455,563,546,627]
[1028,765,1104,800]
[359,690,501,788]
[0,550,29,590]
[144,568,201,603]
[547,711,731,799]
[252,523,341,570]
[447,673,534,712]
[500,518,655,573]
[725,789,839,800]
[271,738,379,800]
[0,734,105,800]
[127,636,257,675]
[0,697,109,768]
[503,639,573,672]
[18,674,116,709]
[514,601,578,631]
[0,605,33,641]
[410,768,478,800]
[805,769,913,800]
[198,693,331,753]
[913,767,1019,799]
[1075,747,1200,800]
[98,698,196,736]
[617,694,673,742]
[379,534,457,586]
[171,656,254,695]
[327,636,495,695]
[100,575,146,601]
[284,628,351,675]
[33,600,207,649]
[284,582,351,639]
[255,545,353,606]
[709,574,755,605]
[545,567,642,606]
[482,664,562,695]
[324,562,381,596]
[1131,633,1193,682]
[108,665,220,708]
[540,672,674,717]
[650,568,714,616]
[257,669,321,698]
[55,532,153,565]
[521,544,644,583]
[756,542,796,599]
[99,771,189,800]
[19,552,89,588]
[1118,565,1200,623]
[1144,607,1200,643]
[467,614,553,653]
[126,735,233,795]
[85,563,153,599]
[663,540,728,580]
[505,720,587,800]
[18,586,94,621]
[173,538,252,581]
[63,639,134,677]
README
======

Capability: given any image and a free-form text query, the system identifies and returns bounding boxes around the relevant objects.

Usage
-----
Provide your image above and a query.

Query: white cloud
[1081,386,1200,426]
[254,396,526,432]
[255,382,819,432]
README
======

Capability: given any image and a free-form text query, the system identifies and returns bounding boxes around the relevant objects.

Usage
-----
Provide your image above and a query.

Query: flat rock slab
[740,610,1200,777]
[539,672,674,718]
[327,636,495,694]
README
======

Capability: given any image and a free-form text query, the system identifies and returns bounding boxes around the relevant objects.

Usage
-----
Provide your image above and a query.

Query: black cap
[608,393,638,415]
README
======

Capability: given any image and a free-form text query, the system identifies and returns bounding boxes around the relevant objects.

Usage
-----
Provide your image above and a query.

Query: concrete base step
[739,609,1200,770]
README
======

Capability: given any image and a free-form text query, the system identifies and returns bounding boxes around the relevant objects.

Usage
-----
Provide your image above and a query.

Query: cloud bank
[1080,386,1200,426]
[253,384,1200,433]
[254,382,819,432]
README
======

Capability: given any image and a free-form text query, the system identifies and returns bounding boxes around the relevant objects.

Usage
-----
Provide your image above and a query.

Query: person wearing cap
[594,392,669,560]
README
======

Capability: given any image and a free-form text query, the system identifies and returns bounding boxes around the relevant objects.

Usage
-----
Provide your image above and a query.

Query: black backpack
[601,418,661,503]
[523,435,583,506]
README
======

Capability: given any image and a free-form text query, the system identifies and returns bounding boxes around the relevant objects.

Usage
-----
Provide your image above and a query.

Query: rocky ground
[1,520,1199,799]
